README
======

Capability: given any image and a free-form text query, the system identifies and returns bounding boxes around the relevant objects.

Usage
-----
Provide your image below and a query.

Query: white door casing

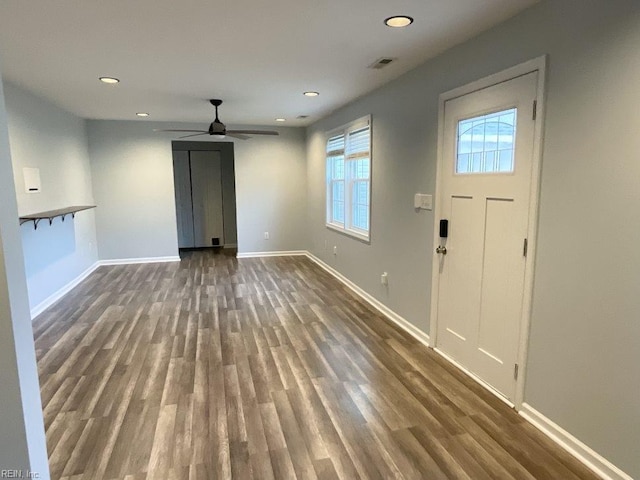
[430,58,547,406]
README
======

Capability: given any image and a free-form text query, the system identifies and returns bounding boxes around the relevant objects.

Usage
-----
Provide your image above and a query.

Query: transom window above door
[456,108,517,174]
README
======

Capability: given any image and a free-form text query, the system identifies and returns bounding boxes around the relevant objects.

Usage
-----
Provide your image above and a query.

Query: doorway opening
[171,141,237,257]
[430,57,547,408]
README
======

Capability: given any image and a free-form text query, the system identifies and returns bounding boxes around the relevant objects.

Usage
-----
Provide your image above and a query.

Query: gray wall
[231,126,307,253]
[306,0,639,476]
[88,120,307,259]
[87,121,182,260]
[0,69,50,479]
[3,1,637,476]
[4,82,98,312]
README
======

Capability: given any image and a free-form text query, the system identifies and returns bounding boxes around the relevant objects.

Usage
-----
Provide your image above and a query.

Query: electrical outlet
[381,272,388,285]
[333,245,337,255]
[264,232,270,240]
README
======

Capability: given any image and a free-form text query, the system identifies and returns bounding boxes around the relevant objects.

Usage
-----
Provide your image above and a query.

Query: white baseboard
[99,256,181,266]
[305,252,431,348]
[305,252,631,480]
[520,403,633,480]
[27,250,632,480]
[30,261,100,319]
[236,250,308,259]
[30,256,181,319]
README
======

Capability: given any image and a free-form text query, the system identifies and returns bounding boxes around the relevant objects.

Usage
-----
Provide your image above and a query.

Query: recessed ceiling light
[275,118,286,122]
[136,112,149,117]
[303,91,319,97]
[384,16,414,28]
[99,76,120,84]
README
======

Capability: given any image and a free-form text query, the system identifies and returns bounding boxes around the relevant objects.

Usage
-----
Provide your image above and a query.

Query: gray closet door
[190,150,225,247]
[172,151,195,248]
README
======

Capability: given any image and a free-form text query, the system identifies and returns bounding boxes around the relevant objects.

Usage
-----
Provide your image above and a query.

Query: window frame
[325,115,372,242]
[455,107,518,176]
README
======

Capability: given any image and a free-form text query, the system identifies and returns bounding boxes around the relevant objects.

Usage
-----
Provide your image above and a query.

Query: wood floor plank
[33,250,601,480]
[271,389,318,479]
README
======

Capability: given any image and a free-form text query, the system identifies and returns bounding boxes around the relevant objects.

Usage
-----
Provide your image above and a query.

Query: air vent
[297,115,309,119]
[369,57,396,69]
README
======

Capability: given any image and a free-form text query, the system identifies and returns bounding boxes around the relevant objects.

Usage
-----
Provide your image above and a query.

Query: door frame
[172,141,239,249]
[429,56,548,409]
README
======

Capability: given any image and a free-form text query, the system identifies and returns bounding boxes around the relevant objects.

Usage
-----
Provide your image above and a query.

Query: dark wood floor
[33,250,599,480]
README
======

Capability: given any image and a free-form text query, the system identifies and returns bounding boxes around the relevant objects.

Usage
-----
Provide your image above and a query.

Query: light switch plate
[414,193,433,211]
[23,167,41,193]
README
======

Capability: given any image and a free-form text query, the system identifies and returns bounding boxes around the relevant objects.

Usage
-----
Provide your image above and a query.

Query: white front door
[435,72,538,401]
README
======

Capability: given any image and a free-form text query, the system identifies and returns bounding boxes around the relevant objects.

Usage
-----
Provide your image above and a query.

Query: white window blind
[326,116,371,240]
[346,127,370,159]
[327,134,345,156]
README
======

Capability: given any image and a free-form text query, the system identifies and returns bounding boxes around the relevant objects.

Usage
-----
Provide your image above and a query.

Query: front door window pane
[457,108,517,174]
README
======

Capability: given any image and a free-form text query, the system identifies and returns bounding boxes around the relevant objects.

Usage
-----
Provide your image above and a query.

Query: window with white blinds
[326,116,371,241]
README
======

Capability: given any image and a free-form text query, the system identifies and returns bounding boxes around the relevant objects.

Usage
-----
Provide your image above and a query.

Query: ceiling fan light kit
[155,99,279,140]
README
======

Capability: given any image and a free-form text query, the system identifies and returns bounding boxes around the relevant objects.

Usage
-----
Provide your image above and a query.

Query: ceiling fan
[155,99,279,140]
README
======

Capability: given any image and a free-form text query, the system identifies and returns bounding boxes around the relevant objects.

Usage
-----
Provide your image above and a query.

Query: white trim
[515,56,548,407]
[30,255,182,319]
[440,57,547,103]
[306,252,430,348]
[520,404,633,480]
[429,56,548,408]
[326,223,370,243]
[236,250,308,259]
[326,114,371,138]
[27,249,632,480]
[325,115,372,243]
[99,256,181,266]
[30,261,100,319]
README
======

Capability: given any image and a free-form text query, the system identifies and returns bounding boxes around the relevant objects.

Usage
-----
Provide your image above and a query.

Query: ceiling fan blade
[226,133,249,140]
[227,129,279,136]
[153,129,208,133]
[178,132,210,139]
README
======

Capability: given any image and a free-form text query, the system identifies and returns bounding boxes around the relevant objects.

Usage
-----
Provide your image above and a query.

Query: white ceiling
[0,0,537,127]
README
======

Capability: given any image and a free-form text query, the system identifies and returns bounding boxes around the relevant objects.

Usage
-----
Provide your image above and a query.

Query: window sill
[326,223,370,243]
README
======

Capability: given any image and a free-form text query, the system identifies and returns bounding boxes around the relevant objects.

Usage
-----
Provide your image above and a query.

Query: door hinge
[523,238,528,257]
[514,364,519,380]
[532,100,538,121]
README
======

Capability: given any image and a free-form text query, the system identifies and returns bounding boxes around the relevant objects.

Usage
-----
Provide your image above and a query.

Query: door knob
[436,245,447,255]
